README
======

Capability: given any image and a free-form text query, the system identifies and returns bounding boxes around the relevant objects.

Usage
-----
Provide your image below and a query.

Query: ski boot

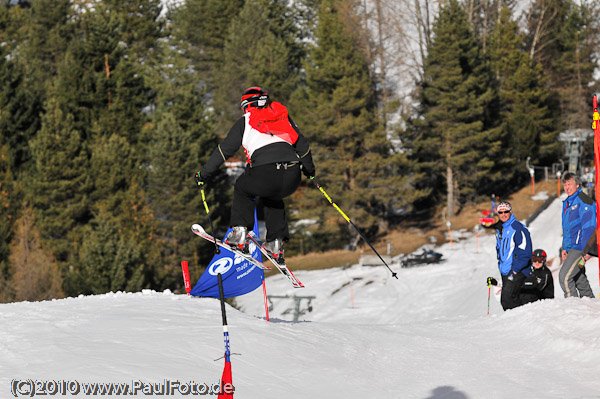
[263,238,285,265]
[225,226,249,253]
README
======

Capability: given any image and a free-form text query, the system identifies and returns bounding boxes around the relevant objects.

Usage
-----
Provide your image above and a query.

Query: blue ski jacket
[496,214,532,276]
[562,188,596,252]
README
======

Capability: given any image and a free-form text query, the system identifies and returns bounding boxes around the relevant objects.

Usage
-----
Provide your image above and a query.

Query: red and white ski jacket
[201,102,315,178]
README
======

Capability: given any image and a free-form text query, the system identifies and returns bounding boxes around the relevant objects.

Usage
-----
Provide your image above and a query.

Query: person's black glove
[302,167,315,179]
[487,277,498,286]
[194,171,204,186]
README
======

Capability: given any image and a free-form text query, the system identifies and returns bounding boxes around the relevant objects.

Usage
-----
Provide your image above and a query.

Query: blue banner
[190,212,264,298]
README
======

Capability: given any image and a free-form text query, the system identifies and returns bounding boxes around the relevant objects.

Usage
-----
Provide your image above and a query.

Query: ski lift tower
[558,128,593,174]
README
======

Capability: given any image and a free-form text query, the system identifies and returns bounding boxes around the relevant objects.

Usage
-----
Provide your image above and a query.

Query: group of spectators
[488,172,597,311]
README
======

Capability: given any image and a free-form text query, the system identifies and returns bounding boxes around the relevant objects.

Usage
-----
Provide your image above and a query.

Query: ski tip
[191,224,204,233]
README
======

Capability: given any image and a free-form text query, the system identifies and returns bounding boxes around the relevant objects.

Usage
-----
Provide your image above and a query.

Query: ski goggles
[532,257,545,263]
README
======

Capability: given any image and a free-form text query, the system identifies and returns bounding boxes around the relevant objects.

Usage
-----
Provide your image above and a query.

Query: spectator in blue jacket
[560,172,595,298]
[495,201,533,310]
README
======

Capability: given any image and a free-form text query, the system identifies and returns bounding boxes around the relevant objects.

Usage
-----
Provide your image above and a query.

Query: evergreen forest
[0,0,598,302]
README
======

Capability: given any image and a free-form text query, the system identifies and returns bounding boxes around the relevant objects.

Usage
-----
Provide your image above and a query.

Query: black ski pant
[230,163,301,242]
[501,273,525,310]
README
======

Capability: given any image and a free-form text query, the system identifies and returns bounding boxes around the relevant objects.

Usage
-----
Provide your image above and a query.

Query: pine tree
[0,23,17,298]
[52,1,154,144]
[525,0,598,130]
[0,36,41,172]
[409,0,502,216]
[29,97,91,266]
[463,0,519,51]
[141,38,226,289]
[169,0,244,142]
[551,0,597,130]
[171,0,244,79]
[101,0,163,61]
[27,1,164,295]
[0,1,72,301]
[487,7,557,185]
[77,183,156,295]
[213,0,305,129]
[0,143,16,302]
[289,0,406,250]
[0,0,71,172]
[75,1,162,294]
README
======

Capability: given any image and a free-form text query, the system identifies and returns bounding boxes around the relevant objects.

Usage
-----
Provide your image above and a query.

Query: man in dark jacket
[521,249,555,304]
[197,87,316,264]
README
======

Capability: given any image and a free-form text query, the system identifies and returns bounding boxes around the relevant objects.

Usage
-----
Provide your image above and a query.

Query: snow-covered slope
[1,193,599,399]
[238,192,574,322]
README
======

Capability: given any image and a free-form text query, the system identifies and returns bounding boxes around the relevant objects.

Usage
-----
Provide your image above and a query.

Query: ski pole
[196,174,220,254]
[487,279,491,315]
[217,273,230,362]
[310,177,398,279]
[217,273,234,398]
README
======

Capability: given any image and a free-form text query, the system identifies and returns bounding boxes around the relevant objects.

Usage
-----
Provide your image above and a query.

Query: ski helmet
[532,249,547,263]
[240,87,268,111]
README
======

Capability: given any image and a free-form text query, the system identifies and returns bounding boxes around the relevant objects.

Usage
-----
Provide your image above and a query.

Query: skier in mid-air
[196,87,316,264]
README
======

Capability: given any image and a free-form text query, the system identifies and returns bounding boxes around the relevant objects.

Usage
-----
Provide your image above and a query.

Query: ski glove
[487,277,498,286]
[194,171,204,186]
[302,166,315,179]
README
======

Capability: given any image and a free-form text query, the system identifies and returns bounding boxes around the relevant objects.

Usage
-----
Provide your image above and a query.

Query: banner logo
[208,257,234,276]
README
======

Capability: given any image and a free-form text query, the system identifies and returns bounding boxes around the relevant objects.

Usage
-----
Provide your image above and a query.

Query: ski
[247,231,304,288]
[191,224,270,270]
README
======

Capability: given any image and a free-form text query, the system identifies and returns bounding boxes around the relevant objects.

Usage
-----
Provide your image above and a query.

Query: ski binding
[191,224,270,270]
[247,231,304,288]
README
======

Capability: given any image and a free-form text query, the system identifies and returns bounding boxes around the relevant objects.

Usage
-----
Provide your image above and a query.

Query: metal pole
[310,178,397,279]
[217,273,230,362]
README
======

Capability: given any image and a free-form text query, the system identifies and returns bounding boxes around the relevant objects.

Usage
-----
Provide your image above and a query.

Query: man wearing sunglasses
[495,201,533,310]
[559,172,595,298]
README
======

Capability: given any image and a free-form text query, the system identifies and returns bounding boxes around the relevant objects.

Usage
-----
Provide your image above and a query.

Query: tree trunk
[482,0,489,53]
[528,0,559,61]
[447,164,454,217]
[374,0,388,128]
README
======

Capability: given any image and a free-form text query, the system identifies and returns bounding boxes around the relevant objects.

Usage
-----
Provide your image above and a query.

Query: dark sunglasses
[498,210,511,215]
[532,257,545,263]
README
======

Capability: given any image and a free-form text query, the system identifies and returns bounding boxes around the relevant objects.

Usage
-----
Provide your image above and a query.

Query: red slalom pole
[487,283,491,315]
[181,261,191,296]
[592,94,600,294]
[262,279,270,322]
[557,172,561,197]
